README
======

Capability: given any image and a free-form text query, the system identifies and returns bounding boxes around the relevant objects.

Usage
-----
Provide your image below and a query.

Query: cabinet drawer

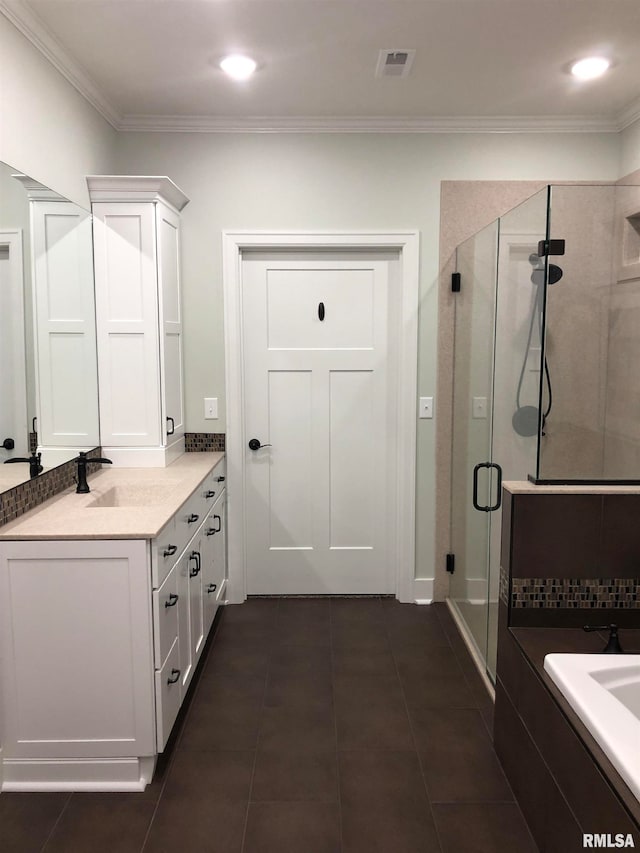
[155,637,182,752]
[153,563,179,669]
[174,490,207,550]
[151,516,178,589]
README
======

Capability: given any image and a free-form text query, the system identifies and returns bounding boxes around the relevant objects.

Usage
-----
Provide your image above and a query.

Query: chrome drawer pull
[167,668,180,685]
[163,544,178,557]
[164,593,179,608]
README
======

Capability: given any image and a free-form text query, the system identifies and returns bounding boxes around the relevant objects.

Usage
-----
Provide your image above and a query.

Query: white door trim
[222,231,420,603]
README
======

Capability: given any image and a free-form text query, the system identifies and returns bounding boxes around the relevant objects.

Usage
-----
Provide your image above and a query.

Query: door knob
[248,438,272,451]
[2,438,15,450]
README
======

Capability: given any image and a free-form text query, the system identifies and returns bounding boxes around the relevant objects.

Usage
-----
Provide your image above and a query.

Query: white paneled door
[241,253,396,594]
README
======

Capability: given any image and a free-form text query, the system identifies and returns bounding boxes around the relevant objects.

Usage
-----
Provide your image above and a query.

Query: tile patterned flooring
[0,599,538,853]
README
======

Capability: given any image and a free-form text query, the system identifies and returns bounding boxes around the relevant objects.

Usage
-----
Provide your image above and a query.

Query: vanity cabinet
[88,176,189,467]
[0,458,226,791]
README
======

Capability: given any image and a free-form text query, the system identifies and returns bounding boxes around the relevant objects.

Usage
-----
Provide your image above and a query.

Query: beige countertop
[0,452,224,541]
[504,480,640,495]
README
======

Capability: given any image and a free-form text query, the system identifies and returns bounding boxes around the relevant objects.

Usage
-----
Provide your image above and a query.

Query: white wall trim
[117,113,622,134]
[0,0,121,128]
[222,231,420,604]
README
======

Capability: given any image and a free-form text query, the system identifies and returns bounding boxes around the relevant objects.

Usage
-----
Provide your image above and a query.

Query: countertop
[504,480,640,495]
[0,452,224,541]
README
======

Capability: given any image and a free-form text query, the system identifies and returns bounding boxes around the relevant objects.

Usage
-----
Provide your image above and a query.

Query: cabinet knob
[215,476,225,482]
[163,544,178,558]
[207,583,217,594]
[167,668,180,685]
[187,513,199,524]
[164,593,179,608]
[205,490,216,499]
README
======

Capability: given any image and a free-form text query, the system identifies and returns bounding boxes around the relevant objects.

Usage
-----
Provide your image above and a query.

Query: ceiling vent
[375,49,416,78]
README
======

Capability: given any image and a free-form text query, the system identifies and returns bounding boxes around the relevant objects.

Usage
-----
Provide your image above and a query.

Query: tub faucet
[3,452,43,478]
[583,623,624,654]
[74,451,113,493]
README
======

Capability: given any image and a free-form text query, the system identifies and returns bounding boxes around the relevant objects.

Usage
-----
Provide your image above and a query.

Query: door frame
[222,231,420,603]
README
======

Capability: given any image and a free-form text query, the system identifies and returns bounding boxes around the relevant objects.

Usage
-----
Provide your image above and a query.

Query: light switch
[419,397,434,419]
[473,396,488,419]
[204,397,218,419]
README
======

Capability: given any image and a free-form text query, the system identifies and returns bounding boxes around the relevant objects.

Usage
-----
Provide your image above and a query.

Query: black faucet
[583,623,624,654]
[3,452,43,479]
[74,451,113,493]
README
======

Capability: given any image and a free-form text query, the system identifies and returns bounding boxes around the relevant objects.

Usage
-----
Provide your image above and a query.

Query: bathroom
[0,2,639,851]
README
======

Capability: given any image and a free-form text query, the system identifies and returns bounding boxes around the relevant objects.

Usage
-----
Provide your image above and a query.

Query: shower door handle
[472,462,503,512]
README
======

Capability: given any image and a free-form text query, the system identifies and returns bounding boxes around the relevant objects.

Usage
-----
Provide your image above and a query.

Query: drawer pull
[205,490,216,499]
[163,544,178,558]
[189,550,201,577]
[164,593,179,608]
[167,668,180,685]
[207,583,217,594]
[187,513,199,524]
[166,416,175,436]
[215,476,226,482]
[212,514,222,534]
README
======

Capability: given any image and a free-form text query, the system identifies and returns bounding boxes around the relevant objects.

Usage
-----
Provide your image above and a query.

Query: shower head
[531,263,563,287]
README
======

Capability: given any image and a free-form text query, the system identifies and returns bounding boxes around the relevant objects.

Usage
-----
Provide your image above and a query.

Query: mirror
[0,161,100,493]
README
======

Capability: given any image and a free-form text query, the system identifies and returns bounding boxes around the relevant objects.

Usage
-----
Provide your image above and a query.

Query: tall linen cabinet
[88,176,189,466]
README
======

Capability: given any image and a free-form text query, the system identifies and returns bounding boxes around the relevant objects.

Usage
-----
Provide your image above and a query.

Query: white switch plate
[419,396,434,419]
[472,396,488,419]
[204,397,218,419]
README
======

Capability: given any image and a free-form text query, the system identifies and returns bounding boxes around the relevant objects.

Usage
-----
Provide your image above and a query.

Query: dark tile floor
[1,599,538,853]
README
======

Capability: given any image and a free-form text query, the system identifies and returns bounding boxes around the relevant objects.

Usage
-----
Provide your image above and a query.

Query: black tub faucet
[4,452,43,479]
[74,452,113,493]
[583,624,624,654]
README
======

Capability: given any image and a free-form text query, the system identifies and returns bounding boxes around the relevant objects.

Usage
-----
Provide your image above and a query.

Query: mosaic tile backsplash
[185,433,225,452]
[511,577,640,609]
[0,449,104,528]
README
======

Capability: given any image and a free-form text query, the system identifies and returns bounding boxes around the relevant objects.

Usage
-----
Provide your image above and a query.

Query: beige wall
[0,14,116,207]
[621,119,640,178]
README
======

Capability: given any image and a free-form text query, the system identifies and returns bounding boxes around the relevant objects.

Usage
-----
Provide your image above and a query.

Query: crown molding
[86,175,189,211]
[0,0,121,128]
[618,96,640,131]
[117,113,621,134]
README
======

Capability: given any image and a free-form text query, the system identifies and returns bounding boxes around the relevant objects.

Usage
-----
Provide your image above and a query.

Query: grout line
[329,598,344,852]
[238,598,279,853]
[39,792,73,852]
[387,603,445,853]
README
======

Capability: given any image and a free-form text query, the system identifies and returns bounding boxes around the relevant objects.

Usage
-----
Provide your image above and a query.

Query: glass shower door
[449,220,500,666]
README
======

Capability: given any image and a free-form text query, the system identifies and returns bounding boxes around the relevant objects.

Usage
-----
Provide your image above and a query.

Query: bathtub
[543,654,640,802]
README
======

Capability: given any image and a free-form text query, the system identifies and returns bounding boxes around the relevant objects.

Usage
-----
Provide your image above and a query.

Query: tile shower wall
[0,449,104,528]
[501,490,640,627]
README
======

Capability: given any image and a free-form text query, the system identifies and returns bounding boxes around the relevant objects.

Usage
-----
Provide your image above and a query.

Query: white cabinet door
[176,547,193,693]
[202,494,226,634]
[92,202,161,448]
[156,203,184,447]
[187,534,205,668]
[0,539,155,761]
[31,202,99,452]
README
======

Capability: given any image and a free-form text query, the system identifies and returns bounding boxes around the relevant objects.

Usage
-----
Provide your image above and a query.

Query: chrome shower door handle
[472,462,502,512]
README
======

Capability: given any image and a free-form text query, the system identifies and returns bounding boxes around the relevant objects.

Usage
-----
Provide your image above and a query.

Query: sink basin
[86,481,180,508]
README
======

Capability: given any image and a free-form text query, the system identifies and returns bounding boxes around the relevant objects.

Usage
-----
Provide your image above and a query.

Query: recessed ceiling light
[220,54,257,81]
[570,57,610,80]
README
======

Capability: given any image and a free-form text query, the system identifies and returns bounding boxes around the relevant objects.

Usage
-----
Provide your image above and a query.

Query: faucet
[3,452,43,479]
[583,623,624,654]
[74,451,113,493]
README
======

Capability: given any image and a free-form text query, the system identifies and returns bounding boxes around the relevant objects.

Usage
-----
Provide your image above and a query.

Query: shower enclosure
[449,183,640,681]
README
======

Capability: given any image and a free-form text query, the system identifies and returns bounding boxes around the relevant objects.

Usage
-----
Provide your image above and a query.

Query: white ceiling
[4,0,640,131]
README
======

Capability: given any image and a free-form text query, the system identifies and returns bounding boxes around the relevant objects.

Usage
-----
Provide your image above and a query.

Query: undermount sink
[86,482,180,508]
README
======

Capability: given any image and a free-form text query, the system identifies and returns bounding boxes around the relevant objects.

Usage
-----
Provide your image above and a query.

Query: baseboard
[446,598,496,701]
[413,577,434,604]
[1,755,156,792]
[102,439,185,467]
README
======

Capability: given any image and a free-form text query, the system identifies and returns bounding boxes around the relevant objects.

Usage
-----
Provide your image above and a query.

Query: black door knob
[248,438,272,451]
[2,438,15,450]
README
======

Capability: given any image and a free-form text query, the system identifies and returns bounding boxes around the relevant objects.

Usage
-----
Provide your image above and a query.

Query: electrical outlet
[204,397,218,419]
